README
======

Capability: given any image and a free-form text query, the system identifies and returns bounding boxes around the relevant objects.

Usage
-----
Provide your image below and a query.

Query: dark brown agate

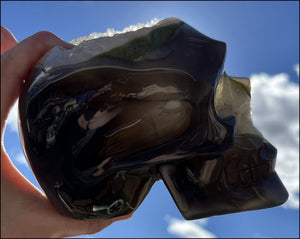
[18,17,288,220]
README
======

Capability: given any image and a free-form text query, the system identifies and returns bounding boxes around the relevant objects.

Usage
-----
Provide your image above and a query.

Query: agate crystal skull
[18,17,288,220]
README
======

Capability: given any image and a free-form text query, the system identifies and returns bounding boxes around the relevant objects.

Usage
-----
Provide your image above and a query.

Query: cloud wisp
[294,63,299,77]
[15,151,29,168]
[165,216,216,238]
[6,99,19,133]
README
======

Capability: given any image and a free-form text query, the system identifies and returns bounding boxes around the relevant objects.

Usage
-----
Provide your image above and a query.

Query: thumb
[61,214,133,237]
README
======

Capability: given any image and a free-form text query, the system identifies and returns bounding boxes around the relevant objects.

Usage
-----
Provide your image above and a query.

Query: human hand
[1,26,131,238]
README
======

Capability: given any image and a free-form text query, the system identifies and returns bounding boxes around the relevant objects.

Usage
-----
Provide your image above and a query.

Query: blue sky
[1,1,299,238]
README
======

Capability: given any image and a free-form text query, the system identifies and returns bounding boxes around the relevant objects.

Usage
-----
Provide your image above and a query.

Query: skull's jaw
[160,134,288,220]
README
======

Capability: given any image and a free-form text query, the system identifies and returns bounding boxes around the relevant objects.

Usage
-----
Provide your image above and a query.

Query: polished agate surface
[18,17,288,220]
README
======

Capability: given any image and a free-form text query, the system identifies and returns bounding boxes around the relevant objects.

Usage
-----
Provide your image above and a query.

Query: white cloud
[15,151,29,168]
[165,216,216,238]
[294,63,299,77]
[6,99,19,133]
[250,70,299,209]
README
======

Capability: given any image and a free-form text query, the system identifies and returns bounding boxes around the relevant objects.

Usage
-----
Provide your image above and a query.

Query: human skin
[1,26,131,238]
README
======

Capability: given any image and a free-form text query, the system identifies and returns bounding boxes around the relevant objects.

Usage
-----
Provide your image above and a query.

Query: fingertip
[30,31,75,50]
[1,26,18,54]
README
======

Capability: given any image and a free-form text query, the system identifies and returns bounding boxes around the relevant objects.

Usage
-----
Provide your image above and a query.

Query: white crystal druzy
[42,18,163,70]
[70,18,161,45]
